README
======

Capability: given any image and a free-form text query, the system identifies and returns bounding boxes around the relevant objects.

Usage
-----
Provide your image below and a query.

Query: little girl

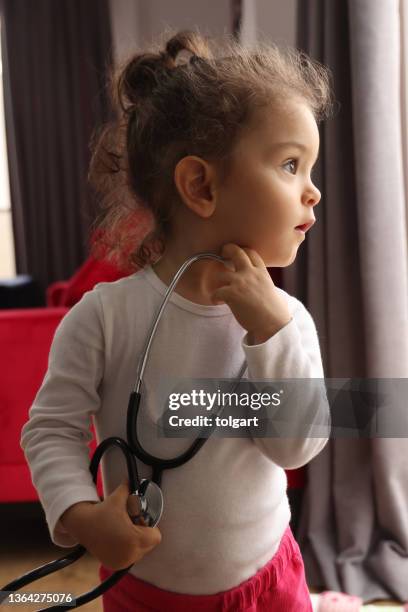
[20,28,333,611]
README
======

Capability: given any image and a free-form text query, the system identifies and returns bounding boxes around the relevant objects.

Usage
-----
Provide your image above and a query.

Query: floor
[0,502,404,611]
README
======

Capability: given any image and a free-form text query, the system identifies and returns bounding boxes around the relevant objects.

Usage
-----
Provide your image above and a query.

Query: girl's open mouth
[295,221,315,233]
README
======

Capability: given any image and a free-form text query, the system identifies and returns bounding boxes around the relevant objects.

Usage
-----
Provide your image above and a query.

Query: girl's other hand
[60,481,162,571]
[212,243,292,343]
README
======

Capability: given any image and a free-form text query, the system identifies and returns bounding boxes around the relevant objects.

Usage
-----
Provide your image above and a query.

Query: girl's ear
[173,156,217,219]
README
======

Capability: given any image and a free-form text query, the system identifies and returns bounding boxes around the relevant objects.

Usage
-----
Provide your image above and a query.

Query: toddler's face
[215,100,321,267]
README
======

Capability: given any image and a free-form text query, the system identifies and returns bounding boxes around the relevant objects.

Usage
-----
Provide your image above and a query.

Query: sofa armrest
[0,308,69,502]
[46,281,69,307]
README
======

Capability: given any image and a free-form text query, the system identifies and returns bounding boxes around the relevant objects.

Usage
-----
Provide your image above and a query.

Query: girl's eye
[283,159,298,174]
[283,159,318,180]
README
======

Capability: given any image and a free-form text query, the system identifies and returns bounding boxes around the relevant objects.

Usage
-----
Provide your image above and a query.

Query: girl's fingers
[220,243,254,271]
[212,286,229,304]
[133,524,162,548]
[241,247,265,268]
[216,268,235,286]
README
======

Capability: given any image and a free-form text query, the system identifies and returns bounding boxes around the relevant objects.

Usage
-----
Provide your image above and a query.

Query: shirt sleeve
[241,291,331,469]
[20,289,104,548]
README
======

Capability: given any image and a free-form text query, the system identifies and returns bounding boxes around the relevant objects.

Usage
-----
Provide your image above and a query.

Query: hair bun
[164,30,211,65]
[119,31,211,109]
[120,52,170,106]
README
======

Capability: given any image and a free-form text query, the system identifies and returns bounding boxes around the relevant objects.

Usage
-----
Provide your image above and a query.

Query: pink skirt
[99,525,313,611]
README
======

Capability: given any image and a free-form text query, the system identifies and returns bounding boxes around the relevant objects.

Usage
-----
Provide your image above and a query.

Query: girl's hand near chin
[212,243,292,344]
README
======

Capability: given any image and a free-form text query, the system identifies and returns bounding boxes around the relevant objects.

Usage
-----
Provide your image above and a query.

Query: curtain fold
[0,0,113,294]
[293,0,408,603]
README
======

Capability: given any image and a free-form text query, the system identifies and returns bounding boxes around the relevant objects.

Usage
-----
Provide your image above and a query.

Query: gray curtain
[0,0,113,295]
[288,0,408,603]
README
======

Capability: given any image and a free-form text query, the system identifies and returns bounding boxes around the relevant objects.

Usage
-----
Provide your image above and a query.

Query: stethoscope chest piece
[127,479,164,527]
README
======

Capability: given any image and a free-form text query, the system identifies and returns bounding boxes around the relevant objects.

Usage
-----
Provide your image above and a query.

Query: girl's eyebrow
[273,141,320,163]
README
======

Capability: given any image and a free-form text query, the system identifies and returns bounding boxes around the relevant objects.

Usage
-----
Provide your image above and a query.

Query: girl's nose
[304,185,321,207]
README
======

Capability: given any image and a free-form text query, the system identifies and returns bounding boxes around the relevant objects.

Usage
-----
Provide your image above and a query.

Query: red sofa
[0,255,305,504]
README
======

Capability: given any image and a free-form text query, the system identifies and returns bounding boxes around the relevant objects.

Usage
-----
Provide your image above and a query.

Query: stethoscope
[0,252,248,610]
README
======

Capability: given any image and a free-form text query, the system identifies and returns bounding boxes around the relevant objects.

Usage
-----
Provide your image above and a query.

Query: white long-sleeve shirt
[20,264,330,595]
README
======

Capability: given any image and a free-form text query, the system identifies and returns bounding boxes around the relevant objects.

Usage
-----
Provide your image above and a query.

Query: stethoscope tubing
[0,437,136,610]
[133,253,227,394]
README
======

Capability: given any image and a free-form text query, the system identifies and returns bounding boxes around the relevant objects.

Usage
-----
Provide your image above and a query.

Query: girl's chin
[251,242,299,268]
[265,250,299,268]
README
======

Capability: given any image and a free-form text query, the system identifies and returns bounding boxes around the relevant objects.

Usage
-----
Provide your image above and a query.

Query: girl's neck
[151,255,226,306]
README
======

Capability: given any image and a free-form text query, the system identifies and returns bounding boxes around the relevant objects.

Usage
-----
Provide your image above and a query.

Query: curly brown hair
[87,27,335,272]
